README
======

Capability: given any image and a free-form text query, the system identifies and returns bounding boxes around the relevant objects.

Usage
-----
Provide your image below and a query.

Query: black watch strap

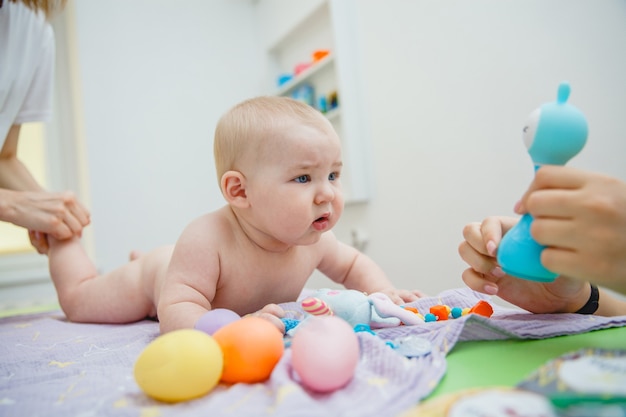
[574,283,599,315]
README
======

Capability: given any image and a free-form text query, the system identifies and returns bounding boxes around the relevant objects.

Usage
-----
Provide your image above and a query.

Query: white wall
[337,0,626,295]
[71,0,626,297]
[72,0,263,270]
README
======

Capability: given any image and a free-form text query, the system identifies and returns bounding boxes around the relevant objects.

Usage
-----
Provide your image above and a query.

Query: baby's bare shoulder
[172,207,236,251]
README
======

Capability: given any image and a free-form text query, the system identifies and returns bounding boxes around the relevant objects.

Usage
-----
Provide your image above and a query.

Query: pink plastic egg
[291,316,360,392]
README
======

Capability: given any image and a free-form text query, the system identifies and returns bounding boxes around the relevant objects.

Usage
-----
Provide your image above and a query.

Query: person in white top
[0,0,90,254]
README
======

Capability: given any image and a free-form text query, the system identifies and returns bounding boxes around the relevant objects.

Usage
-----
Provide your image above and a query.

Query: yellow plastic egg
[134,329,223,402]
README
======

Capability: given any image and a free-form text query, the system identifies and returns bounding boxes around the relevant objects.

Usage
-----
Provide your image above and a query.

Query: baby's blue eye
[294,175,310,183]
[329,172,338,181]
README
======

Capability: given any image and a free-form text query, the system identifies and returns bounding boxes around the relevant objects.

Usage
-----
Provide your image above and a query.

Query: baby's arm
[157,222,220,334]
[317,232,423,304]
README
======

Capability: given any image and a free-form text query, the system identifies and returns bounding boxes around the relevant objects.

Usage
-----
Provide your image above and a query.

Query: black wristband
[574,283,599,315]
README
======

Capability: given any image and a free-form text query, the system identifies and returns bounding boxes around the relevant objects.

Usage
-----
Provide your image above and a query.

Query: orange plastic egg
[212,316,284,383]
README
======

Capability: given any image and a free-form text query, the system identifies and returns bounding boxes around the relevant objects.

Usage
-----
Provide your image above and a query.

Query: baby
[47,96,423,333]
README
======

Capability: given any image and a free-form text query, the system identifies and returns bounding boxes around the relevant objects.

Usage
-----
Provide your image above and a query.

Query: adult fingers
[61,209,84,237]
[462,222,490,256]
[540,247,587,282]
[39,191,89,239]
[66,193,91,228]
[463,216,515,257]
[61,191,90,235]
[458,239,499,276]
[525,189,578,218]
[47,219,72,240]
[530,218,577,248]
[517,166,585,213]
[461,268,499,295]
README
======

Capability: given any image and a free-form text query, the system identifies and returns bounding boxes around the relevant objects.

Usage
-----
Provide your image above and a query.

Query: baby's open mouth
[312,215,329,231]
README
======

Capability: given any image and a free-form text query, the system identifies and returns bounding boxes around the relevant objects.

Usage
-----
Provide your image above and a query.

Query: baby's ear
[221,171,249,208]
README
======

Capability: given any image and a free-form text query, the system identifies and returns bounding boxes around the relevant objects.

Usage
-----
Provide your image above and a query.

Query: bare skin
[1,125,90,253]
[47,97,423,334]
[518,165,626,293]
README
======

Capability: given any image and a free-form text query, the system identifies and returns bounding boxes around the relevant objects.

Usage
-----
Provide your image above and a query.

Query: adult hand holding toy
[516,165,626,294]
[497,82,588,282]
[459,83,626,316]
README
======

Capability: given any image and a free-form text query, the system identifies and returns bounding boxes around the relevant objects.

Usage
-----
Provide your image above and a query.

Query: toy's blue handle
[497,213,558,282]
[497,82,588,283]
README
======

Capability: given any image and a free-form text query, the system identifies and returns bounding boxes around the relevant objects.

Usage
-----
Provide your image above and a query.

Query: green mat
[429,325,626,398]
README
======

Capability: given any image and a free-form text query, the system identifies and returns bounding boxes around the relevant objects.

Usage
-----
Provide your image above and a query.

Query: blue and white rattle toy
[497,82,588,282]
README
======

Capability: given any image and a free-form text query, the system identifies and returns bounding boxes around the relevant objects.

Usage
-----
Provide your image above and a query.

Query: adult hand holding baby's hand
[2,190,90,240]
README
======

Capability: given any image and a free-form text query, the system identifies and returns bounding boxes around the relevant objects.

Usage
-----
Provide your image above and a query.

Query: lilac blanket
[1,287,625,417]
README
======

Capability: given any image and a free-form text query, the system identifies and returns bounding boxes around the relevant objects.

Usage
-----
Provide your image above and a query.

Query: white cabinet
[260,0,371,203]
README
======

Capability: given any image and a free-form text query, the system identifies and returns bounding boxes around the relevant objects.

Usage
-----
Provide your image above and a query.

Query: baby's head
[214,96,339,187]
[214,96,344,246]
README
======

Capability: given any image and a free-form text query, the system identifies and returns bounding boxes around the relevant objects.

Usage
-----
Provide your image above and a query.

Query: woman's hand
[459,215,590,314]
[518,165,626,293]
[459,216,517,295]
[0,189,90,249]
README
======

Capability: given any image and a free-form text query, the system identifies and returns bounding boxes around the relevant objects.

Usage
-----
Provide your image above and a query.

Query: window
[0,123,48,255]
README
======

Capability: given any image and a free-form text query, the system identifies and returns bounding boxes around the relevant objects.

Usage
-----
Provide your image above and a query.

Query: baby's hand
[249,303,286,334]
[29,230,50,254]
[378,288,425,305]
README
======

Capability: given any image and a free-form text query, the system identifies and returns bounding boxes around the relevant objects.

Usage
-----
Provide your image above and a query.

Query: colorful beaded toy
[403,300,494,323]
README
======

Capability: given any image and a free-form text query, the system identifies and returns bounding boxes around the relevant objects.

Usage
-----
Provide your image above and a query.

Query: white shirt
[0,0,55,143]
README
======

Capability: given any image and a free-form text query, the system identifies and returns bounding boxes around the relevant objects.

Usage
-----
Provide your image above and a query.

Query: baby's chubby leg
[48,237,170,324]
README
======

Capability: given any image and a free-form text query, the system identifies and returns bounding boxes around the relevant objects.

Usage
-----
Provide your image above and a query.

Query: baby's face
[244,121,344,246]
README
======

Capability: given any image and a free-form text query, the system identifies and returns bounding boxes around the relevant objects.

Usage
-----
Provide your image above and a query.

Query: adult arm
[0,125,90,251]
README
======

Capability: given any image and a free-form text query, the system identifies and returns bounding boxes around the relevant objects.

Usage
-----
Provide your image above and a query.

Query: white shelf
[261,0,370,203]
[265,1,327,54]
[274,53,335,97]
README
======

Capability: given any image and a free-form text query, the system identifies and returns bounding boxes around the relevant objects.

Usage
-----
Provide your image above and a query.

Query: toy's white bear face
[522,108,541,151]
[522,83,588,166]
